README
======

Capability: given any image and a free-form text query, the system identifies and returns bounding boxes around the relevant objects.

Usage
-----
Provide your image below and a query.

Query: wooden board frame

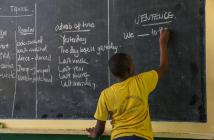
[1,0,214,139]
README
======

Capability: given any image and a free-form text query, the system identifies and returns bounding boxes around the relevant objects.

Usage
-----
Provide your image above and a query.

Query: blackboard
[0,0,206,122]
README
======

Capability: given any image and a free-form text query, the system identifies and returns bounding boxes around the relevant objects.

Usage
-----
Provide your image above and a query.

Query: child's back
[95,70,158,140]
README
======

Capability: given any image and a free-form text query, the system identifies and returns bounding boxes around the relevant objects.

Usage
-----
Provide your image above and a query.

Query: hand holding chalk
[159,27,170,47]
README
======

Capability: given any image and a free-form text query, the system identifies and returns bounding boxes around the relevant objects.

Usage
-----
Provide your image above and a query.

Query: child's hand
[159,27,170,47]
[86,127,97,138]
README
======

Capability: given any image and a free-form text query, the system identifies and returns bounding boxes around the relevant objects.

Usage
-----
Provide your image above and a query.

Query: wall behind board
[206,0,214,132]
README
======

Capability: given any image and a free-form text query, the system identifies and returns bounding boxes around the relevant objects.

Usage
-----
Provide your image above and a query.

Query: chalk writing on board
[16,36,43,47]
[0,71,15,79]
[55,18,119,91]
[123,11,175,40]
[0,4,120,92]
[55,22,95,32]
[18,26,34,36]
[0,5,32,18]
[59,34,87,45]
[0,52,10,60]
[0,41,15,79]
[137,34,150,37]
[10,6,29,14]
[123,32,135,39]
[56,20,96,89]
[134,11,175,25]
[0,30,7,39]
[0,43,9,49]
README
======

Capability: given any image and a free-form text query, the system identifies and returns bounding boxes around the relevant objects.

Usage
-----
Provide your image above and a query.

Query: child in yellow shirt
[87,28,170,140]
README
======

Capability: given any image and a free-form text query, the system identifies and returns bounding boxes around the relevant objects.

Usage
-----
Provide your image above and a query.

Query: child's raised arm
[156,28,170,80]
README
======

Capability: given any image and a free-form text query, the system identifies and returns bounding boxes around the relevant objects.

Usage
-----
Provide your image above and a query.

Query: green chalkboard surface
[0,0,206,122]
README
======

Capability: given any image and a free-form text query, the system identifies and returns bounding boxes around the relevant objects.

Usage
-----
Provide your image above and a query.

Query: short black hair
[108,53,130,79]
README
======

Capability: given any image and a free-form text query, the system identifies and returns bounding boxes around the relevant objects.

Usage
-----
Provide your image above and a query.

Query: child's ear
[128,66,132,74]
[128,64,135,75]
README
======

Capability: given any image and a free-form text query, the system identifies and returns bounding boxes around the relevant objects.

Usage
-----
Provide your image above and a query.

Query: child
[86,28,170,140]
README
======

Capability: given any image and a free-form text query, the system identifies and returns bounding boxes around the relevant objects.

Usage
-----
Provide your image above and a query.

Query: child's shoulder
[101,82,121,96]
[100,86,113,95]
[135,70,158,79]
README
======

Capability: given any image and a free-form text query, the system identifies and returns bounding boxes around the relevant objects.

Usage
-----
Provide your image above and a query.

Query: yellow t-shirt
[94,70,158,140]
